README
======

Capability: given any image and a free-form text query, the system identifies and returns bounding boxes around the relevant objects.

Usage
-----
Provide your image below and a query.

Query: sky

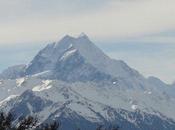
[0,0,175,84]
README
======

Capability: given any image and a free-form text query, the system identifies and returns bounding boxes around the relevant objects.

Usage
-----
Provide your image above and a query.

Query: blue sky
[0,0,175,83]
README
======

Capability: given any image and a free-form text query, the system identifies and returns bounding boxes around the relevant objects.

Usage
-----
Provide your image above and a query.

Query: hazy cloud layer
[0,0,175,44]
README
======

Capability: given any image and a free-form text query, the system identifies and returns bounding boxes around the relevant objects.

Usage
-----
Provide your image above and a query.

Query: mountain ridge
[0,34,142,82]
[0,34,175,130]
[0,78,175,130]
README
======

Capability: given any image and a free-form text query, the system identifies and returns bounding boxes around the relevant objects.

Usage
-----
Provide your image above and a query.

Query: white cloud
[0,0,175,44]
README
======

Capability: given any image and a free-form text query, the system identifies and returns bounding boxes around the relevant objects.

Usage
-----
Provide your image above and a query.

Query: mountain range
[0,34,175,130]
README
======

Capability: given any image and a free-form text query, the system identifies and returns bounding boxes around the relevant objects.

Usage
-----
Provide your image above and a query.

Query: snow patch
[60,49,77,61]
[113,81,117,85]
[55,113,61,118]
[131,105,138,110]
[144,91,152,95]
[0,81,2,85]
[32,71,51,77]
[68,44,73,49]
[16,78,25,87]
[0,95,18,105]
[32,80,52,92]
[148,91,152,95]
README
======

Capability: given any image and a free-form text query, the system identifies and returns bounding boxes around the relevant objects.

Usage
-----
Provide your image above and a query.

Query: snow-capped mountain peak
[78,32,88,38]
[0,34,175,130]
[0,34,139,83]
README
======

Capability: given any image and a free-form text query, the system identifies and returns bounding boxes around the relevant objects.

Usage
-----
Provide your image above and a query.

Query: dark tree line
[0,112,59,130]
[0,112,120,130]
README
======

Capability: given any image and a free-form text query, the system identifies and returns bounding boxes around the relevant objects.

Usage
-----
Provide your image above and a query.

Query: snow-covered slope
[0,34,175,130]
[0,78,175,130]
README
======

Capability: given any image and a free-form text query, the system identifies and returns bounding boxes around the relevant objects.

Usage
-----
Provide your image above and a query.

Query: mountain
[147,76,175,98]
[30,34,140,80]
[1,34,141,81]
[0,78,175,130]
[0,34,175,130]
[0,64,26,79]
